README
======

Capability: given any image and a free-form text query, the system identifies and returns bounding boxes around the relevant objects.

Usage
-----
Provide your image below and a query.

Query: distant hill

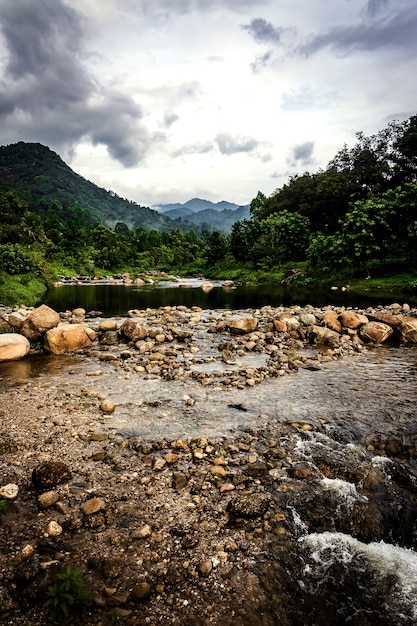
[0,142,197,233]
[155,198,250,232]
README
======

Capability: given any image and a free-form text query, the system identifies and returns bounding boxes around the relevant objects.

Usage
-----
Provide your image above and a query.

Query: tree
[205,231,229,267]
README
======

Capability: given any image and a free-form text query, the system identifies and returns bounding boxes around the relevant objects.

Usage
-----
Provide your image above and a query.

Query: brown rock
[229,317,258,334]
[273,319,287,332]
[307,325,340,346]
[339,311,368,329]
[322,311,342,333]
[359,321,393,344]
[32,461,72,489]
[120,319,148,341]
[131,582,151,602]
[82,497,104,515]
[198,560,213,577]
[44,323,96,354]
[20,304,60,340]
[399,318,417,343]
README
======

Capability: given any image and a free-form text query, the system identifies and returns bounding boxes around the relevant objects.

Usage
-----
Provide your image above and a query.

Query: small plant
[44,565,91,621]
[0,499,7,519]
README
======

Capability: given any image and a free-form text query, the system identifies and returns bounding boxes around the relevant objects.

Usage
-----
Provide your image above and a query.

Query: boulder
[228,317,258,334]
[398,318,417,343]
[8,311,27,329]
[44,323,96,354]
[120,319,148,341]
[359,321,393,344]
[0,333,30,362]
[20,304,60,340]
[307,325,340,346]
[322,311,342,333]
[339,311,368,329]
[273,319,287,332]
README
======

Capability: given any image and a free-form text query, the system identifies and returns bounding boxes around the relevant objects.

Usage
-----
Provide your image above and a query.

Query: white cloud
[0,0,416,206]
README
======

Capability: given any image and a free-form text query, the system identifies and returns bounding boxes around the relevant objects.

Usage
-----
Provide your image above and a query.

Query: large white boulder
[0,333,30,362]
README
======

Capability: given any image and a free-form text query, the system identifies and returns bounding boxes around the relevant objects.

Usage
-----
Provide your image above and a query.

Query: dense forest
[1,116,417,306]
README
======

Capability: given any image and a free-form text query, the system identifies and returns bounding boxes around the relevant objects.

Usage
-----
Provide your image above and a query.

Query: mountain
[155,197,251,232]
[0,142,196,233]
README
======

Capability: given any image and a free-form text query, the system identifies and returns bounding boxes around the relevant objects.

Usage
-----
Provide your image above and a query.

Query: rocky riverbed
[1,302,417,625]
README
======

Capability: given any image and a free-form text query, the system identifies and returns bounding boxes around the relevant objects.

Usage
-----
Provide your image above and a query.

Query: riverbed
[1,308,417,624]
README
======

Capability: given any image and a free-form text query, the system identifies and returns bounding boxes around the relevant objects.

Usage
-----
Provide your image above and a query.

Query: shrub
[44,565,91,621]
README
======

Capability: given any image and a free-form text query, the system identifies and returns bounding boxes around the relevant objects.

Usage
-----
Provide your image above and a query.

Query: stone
[0,483,19,499]
[211,465,227,478]
[120,319,148,341]
[0,334,30,362]
[82,497,104,515]
[38,490,59,508]
[173,472,188,490]
[46,521,63,537]
[32,462,72,489]
[131,582,151,602]
[198,559,213,577]
[359,321,393,344]
[339,311,368,329]
[228,317,258,334]
[44,323,96,354]
[307,325,340,346]
[99,319,118,331]
[20,304,60,340]
[273,319,287,332]
[8,311,26,329]
[100,398,116,414]
[399,318,417,343]
[322,311,342,333]
[132,524,152,539]
[72,308,86,321]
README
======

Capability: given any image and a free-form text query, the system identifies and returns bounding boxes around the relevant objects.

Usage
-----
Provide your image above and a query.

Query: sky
[0,0,416,208]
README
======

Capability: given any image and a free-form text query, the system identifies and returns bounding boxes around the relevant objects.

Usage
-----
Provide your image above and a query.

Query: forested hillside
[1,117,417,306]
[0,142,196,233]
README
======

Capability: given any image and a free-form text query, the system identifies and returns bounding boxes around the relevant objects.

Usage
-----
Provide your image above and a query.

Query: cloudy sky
[0,0,416,207]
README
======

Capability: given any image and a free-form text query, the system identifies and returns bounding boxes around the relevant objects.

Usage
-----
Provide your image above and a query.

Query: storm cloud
[0,0,150,166]
[242,17,286,45]
[287,141,315,167]
[298,3,417,56]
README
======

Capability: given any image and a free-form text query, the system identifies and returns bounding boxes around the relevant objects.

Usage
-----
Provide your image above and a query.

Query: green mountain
[0,142,196,232]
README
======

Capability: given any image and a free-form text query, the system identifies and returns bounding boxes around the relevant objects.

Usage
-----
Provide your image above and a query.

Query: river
[2,286,417,623]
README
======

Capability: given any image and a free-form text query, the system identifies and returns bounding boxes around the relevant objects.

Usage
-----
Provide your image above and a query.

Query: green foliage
[0,499,6,520]
[44,566,91,621]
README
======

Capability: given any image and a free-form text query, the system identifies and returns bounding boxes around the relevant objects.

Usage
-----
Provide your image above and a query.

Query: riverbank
[1,302,417,625]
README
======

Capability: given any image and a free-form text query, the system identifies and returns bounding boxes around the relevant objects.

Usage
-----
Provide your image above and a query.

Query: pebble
[38,490,59,508]
[198,559,213,577]
[46,521,63,537]
[0,483,19,499]
[82,497,104,515]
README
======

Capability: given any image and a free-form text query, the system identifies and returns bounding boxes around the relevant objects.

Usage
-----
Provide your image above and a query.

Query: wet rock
[229,317,258,334]
[99,319,118,331]
[339,311,368,329]
[322,311,342,333]
[46,521,63,537]
[399,318,417,342]
[44,323,96,354]
[359,321,393,344]
[120,319,148,341]
[32,462,72,490]
[100,398,116,414]
[307,325,340,346]
[0,333,30,362]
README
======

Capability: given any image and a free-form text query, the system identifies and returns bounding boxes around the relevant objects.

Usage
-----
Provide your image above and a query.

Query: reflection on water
[42,282,416,317]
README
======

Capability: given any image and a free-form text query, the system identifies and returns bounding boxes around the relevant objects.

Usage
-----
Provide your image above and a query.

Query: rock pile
[1,303,417,389]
